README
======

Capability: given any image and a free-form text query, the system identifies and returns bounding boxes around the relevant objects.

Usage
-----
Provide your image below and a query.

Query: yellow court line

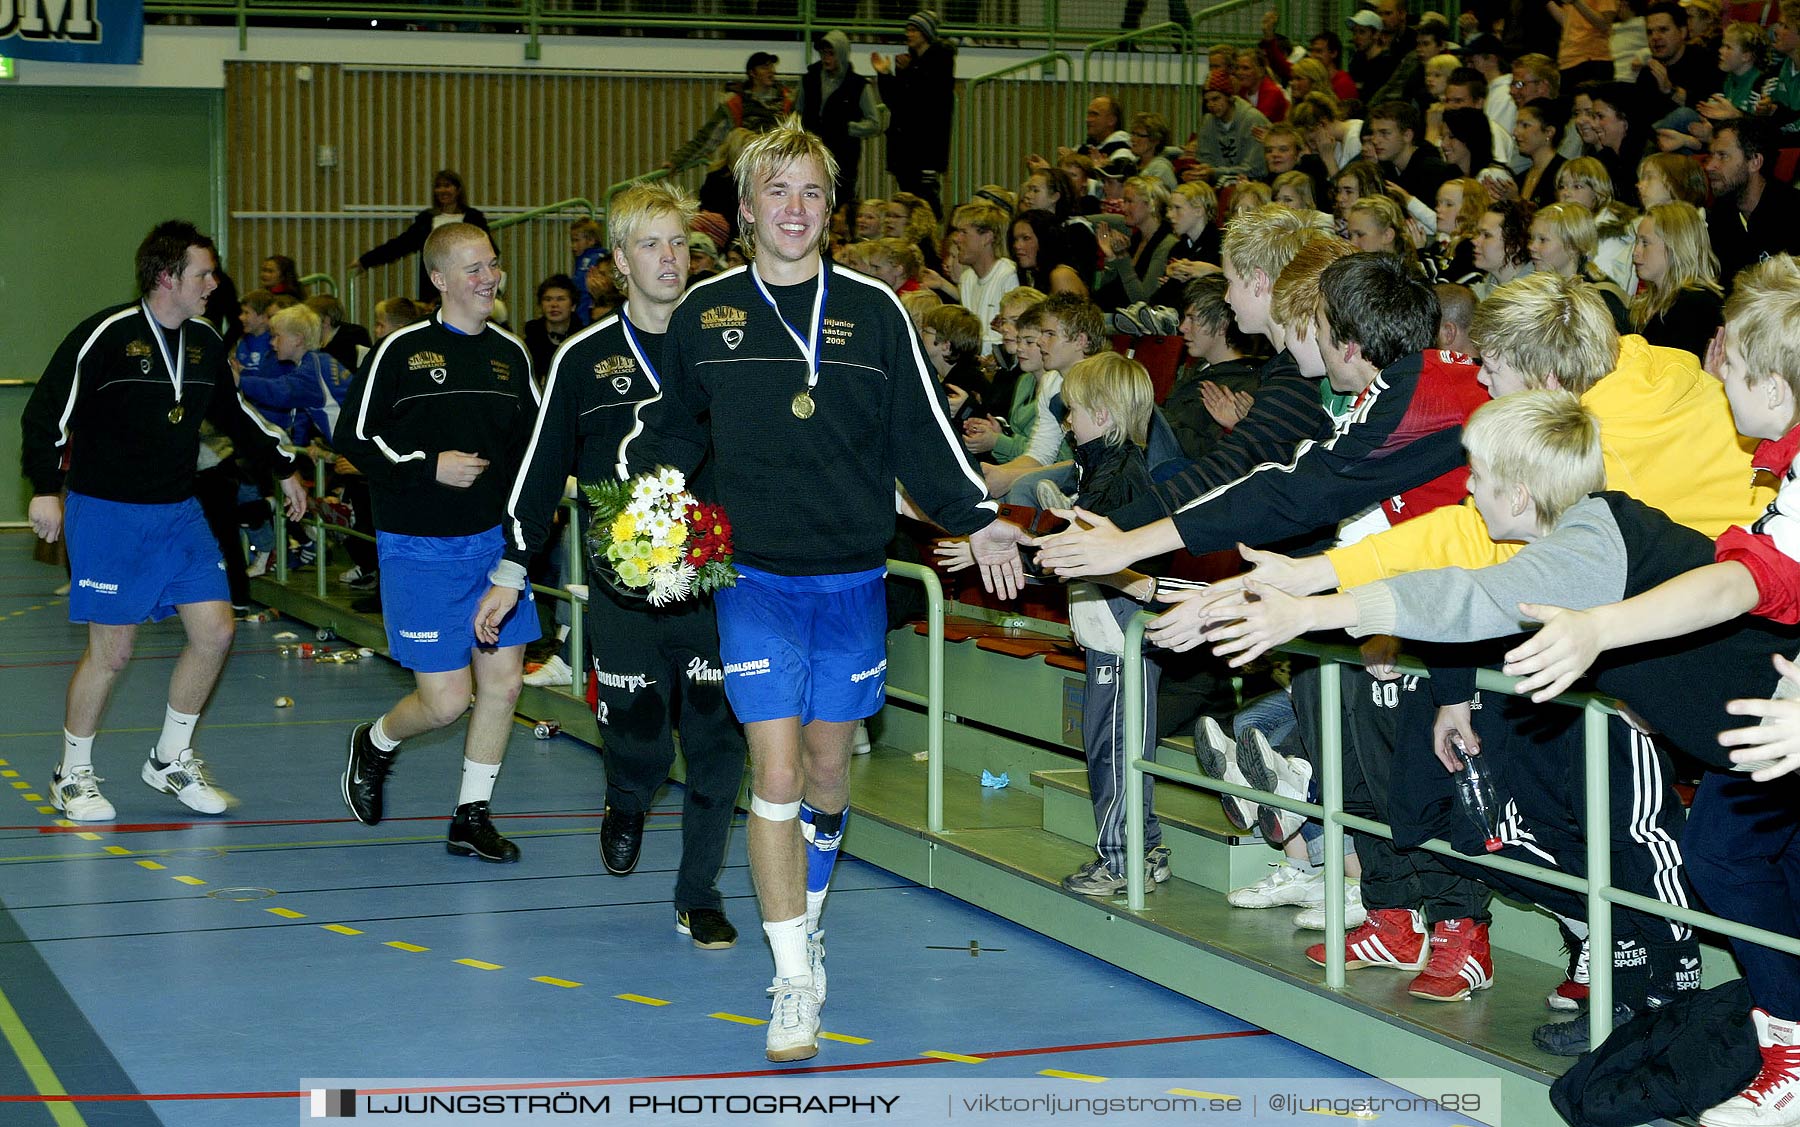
[615,994,669,1007]
[534,977,582,988]
[1039,1070,1106,1083]
[172,876,206,886]
[11,781,31,790]
[102,846,132,856]
[1168,1088,1239,1100]
[921,1051,984,1064]
[385,941,429,953]
[34,805,53,815]
[709,1013,766,1027]
[73,833,100,842]
[818,1032,871,1045]
[51,820,74,828]
[0,770,18,778]
[22,794,42,803]
[265,907,305,919]
[0,976,88,1127]
[455,959,503,971]
[320,924,362,936]
[134,860,165,871]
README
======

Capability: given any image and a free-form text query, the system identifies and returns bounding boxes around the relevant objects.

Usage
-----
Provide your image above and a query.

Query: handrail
[957,51,1075,206]
[298,272,338,296]
[882,562,947,831]
[1119,617,1800,1053]
[487,197,597,232]
[601,170,672,237]
[1079,22,1195,147]
[138,0,1242,51]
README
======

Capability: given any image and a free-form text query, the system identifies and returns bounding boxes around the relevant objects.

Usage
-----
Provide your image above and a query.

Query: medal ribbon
[141,300,185,408]
[618,303,662,391]
[749,263,828,396]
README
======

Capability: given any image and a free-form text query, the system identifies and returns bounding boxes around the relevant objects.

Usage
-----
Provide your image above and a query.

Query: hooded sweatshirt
[1324,335,1774,587]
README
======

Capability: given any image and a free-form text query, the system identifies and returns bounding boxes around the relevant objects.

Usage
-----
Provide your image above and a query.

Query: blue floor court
[0,535,1489,1125]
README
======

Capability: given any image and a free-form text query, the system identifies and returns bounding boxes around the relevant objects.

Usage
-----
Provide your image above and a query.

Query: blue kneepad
[799,801,848,894]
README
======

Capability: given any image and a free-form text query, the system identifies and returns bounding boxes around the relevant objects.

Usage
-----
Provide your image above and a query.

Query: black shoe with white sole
[446,801,520,863]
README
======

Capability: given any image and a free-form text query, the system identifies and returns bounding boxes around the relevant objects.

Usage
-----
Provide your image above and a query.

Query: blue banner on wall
[2,0,144,64]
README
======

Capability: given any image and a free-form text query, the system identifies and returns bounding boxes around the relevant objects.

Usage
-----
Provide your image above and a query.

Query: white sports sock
[154,706,199,763]
[60,730,95,775]
[457,758,501,807]
[764,916,809,981]
[369,716,401,752]
[805,888,828,935]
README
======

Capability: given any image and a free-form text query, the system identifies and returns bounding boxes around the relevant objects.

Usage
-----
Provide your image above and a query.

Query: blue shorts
[714,565,887,725]
[377,526,539,674]
[65,493,227,625]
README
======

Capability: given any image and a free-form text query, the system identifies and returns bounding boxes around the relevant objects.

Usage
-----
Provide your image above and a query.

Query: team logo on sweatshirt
[430,368,447,384]
[125,340,152,359]
[489,358,513,382]
[699,305,748,330]
[723,329,744,350]
[408,350,447,371]
[594,355,635,380]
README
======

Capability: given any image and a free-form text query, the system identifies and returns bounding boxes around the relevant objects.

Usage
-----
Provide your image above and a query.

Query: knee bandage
[799,801,849,895]
[750,794,801,822]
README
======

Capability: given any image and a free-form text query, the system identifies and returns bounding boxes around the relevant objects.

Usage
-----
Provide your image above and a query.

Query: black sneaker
[446,801,520,863]
[676,908,738,950]
[599,805,645,875]
[1531,1001,1637,1056]
[347,570,380,592]
[342,722,396,826]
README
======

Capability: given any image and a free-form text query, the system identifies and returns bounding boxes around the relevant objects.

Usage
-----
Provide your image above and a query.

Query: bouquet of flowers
[583,466,737,607]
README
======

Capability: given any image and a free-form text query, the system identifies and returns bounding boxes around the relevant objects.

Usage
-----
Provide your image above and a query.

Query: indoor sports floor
[0,534,1485,1125]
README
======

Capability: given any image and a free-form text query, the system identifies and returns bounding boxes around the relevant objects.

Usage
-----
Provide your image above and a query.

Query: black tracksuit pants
[586,589,747,913]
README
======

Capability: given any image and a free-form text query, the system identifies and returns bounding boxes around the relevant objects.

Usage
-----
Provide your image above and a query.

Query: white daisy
[656,466,686,496]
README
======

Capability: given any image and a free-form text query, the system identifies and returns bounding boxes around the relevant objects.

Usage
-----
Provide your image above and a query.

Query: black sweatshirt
[22,301,296,503]
[502,310,708,564]
[625,263,997,576]
[334,312,537,537]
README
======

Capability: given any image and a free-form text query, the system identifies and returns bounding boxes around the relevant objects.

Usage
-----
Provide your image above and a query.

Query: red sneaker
[1305,908,1427,970]
[1547,935,1590,1011]
[1407,918,1495,1002]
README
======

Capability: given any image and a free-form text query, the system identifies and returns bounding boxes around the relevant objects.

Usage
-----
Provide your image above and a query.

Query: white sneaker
[1193,716,1259,833]
[1293,883,1369,930]
[808,930,827,1004]
[1228,860,1324,909]
[50,766,115,822]
[141,749,228,815]
[1700,1009,1800,1127]
[245,550,270,578]
[1240,728,1312,844]
[852,722,872,755]
[764,974,822,1062]
[338,564,366,584]
[522,655,573,687]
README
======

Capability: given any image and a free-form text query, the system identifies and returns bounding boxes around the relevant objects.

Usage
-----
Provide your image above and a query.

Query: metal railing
[1112,617,1800,1053]
[298,272,338,296]
[1080,23,1198,141]
[956,51,1074,206]
[141,0,1290,59]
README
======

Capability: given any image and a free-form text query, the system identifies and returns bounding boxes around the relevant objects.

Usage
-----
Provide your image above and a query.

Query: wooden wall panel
[223,61,1195,325]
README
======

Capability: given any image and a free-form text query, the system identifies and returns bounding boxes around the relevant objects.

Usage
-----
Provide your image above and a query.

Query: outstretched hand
[970,518,1029,600]
[1195,578,1313,666]
[1501,602,1600,702]
[1029,507,1137,579]
[1719,652,1800,781]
